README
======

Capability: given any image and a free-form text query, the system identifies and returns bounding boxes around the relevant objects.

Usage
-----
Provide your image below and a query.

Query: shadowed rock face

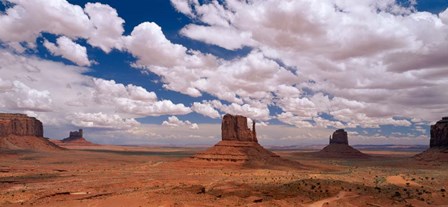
[329,129,348,145]
[69,129,83,139]
[430,117,448,148]
[0,113,43,137]
[222,114,257,142]
[58,129,95,145]
[318,129,368,158]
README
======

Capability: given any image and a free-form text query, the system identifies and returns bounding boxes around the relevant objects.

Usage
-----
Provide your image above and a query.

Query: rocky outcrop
[317,129,368,158]
[69,129,83,139]
[0,113,63,151]
[222,114,257,142]
[430,117,448,148]
[0,113,43,137]
[415,117,448,161]
[190,114,300,168]
[329,129,348,145]
[54,129,96,146]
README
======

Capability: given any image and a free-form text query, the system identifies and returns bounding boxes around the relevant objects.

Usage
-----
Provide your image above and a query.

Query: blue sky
[0,0,447,146]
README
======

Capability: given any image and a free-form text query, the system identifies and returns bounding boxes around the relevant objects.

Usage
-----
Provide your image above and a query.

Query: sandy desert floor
[1,146,447,207]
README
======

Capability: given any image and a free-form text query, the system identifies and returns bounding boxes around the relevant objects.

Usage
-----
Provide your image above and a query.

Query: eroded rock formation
[415,117,448,161]
[62,129,85,142]
[69,129,83,139]
[317,129,368,158]
[0,113,63,151]
[430,117,448,148]
[222,114,257,142]
[0,113,43,137]
[190,114,299,167]
[329,129,348,145]
[55,129,95,146]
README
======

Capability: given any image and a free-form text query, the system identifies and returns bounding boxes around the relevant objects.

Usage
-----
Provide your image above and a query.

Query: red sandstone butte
[0,113,62,151]
[189,114,300,168]
[317,129,368,159]
[415,117,448,161]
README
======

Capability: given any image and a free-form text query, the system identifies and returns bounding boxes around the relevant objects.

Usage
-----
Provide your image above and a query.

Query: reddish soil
[1,146,447,206]
[50,137,96,147]
[0,136,63,152]
[415,147,448,162]
[189,140,302,168]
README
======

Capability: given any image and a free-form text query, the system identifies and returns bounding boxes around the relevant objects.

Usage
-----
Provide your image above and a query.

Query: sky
[0,0,447,146]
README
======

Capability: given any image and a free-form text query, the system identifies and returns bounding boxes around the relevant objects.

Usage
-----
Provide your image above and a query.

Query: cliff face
[430,117,448,148]
[0,113,63,151]
[221,114,257,142]
[0,113,43,137]
[329,129,348,145]
[190,114,300,167]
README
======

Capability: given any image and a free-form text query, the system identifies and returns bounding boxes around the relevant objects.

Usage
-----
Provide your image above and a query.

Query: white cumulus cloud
[70,112,140,129]
[44,36,91,66]
[162,116,199,130]
[191,102,221,119]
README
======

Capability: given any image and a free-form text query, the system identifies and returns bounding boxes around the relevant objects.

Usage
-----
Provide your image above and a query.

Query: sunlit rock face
[0,113,43,137]
[221,114,257,142]
[0,113,63,151]
[189,114,302,168]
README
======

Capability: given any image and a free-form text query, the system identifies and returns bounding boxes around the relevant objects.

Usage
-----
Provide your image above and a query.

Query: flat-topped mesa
[0,113,63,151]
[0,113,43,137]
[221,114,257,142]
[430,117,448,148]
[329,129,348,145]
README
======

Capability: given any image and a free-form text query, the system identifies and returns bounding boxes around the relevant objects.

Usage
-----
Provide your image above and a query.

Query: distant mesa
[189,114,300,167]
[0,113,63,151]
[415,117,448,161]
[315,129,369,158]
[52,129,96,146]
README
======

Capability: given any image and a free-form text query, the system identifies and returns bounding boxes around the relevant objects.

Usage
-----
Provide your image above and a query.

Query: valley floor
[0,145,447,206]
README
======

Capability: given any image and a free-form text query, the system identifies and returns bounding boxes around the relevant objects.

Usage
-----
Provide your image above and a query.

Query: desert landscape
[1,0,448,206]
[1,114,448,207]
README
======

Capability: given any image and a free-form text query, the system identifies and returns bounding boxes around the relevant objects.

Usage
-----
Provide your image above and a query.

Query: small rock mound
[0,113,63,151]
[415,117,448,161]
[189,114,300,168]
[315,129,369,158]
